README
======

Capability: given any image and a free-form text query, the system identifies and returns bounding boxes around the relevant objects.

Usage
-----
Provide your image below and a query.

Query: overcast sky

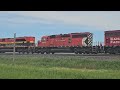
[0,11,120,44]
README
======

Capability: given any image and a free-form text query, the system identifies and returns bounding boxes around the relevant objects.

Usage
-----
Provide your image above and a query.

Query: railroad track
[0,53,119,56]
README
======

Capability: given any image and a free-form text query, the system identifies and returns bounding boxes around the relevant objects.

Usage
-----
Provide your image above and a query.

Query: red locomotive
[38,32,93,47]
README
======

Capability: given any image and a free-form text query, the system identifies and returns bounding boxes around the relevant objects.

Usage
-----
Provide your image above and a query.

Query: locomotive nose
[82,37,88,46]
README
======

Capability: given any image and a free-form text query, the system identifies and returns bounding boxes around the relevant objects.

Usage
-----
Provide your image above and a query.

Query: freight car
[104,30,120,54]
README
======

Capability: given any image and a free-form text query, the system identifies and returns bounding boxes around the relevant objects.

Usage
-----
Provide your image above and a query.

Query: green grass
[0,55,120,79]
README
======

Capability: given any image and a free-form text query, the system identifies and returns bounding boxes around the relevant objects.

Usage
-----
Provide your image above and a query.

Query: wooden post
[13,33,16,64]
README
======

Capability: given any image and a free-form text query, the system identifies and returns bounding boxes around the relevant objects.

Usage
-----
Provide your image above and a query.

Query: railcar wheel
[86,52,90,54]
[41,52,44,54]
[46,52,50,54]
[79,52,82,54]
[51,52,54,54]
[37,52,40,54]
[74,48,78,54]
[22,51,25,54]
[27,52,29,54]
[75,52,78,54]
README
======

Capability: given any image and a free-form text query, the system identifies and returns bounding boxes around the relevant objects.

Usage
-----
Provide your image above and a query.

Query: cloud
[1,11,120,30]
[0,13,56,25]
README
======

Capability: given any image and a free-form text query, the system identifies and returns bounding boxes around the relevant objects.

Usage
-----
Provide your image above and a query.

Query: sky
[0,11,120,44]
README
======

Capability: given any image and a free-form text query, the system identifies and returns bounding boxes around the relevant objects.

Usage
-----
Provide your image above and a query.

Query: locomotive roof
[0,36,35,40]
[17,36,35,38]
[42,32,91,37]
[105,30,120,33]
[70,32,91,34]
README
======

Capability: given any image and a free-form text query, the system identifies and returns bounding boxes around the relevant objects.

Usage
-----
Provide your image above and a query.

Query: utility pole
[13,33,16,64]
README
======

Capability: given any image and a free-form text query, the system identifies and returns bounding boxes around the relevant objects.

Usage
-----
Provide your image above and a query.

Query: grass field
[0,54,120,79]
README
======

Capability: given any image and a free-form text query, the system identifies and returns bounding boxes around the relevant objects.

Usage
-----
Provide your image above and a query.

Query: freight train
[0,30,120,54]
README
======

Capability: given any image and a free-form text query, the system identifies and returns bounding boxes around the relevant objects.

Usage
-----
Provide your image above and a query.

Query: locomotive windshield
[16,39,26,42]
[72,34,87,38]
[50,35,56,38]
[41,38,46,42]
[61,34,70,37]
